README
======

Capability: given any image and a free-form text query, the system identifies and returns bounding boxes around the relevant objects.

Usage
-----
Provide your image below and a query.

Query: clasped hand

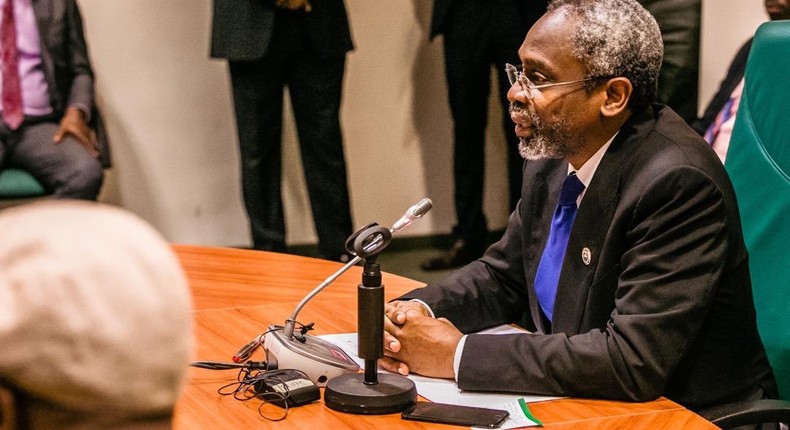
[381,301,463,380]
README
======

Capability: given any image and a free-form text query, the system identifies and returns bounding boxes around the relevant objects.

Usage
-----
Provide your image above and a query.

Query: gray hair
[548,0,664,110]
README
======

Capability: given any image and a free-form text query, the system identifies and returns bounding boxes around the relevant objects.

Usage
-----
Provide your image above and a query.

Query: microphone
[390,198,433,233]
[263,199,433,387]
[344,198,433,261]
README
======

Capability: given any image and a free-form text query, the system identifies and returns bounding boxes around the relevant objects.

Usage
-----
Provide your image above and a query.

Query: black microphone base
[324,373,417,415]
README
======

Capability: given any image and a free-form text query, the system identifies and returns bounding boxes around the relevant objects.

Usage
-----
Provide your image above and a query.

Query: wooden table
[172,245,716,429]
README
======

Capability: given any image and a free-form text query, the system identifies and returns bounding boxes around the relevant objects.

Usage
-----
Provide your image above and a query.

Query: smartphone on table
[401,401,509,428]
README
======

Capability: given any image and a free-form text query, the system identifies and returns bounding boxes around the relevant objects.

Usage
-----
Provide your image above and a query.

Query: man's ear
[0,384,17,430]
[600,77,632,117]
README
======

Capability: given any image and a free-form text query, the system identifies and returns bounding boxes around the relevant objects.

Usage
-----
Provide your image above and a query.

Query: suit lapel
[522,160,566,334]
[551,120,651,334]
[31,0,57,106]
[31,0,51,31]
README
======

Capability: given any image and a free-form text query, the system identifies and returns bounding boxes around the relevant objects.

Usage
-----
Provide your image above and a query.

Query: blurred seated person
[0,0,109,199]
[691,0,789,162]
[0,201,193,429]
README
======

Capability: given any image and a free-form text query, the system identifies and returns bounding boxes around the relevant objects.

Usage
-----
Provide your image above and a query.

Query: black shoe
[420,239,484,271]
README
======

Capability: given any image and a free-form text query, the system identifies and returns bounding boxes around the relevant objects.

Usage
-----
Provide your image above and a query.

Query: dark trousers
[0,116,103,200]
[442,0,526,245]
[656,62,699,124]
[228,11,352,258]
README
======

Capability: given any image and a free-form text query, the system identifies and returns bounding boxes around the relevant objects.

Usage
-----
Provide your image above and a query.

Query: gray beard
[518,135,566,160]
[515,105,583,160]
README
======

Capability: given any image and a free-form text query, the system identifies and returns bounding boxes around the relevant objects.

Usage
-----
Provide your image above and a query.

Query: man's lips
[514,122,535,139]
[510,109,535,138]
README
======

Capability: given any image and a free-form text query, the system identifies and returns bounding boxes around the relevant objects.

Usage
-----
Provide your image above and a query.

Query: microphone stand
[323,228,417,414]
[280,197,432,341]
[264,199,429,407]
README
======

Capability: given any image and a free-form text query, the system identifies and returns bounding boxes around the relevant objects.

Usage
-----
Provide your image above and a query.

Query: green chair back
[725,20,790,400]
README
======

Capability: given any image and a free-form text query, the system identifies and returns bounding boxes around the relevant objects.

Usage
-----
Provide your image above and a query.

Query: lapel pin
[582,247,592,266]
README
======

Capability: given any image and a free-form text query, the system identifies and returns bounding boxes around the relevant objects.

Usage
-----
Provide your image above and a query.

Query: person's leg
[289,52,353,261]
[491,0,539,211]
[445,38,490,248]
[638,0,701,124]
[656,62,699,123]
[421,1,492,270]
[229,56,288,252]
[7,121,103,200]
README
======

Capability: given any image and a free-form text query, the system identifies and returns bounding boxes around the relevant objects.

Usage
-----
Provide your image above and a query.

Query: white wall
[77,0,769,247]
[80,0,510,247]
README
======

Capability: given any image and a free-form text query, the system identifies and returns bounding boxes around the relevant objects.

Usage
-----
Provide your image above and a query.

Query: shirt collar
[568,132,618,189]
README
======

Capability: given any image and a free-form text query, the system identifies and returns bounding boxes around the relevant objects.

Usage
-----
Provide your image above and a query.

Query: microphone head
[390,198,433,233]
[410,198,433,218]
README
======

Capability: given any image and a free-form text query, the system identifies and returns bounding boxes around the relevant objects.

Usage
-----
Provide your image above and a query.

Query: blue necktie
[534,173,585,322]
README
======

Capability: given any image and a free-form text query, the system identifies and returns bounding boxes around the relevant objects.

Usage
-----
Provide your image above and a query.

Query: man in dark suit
[0,0,107,199]
[420,0,548,271]
[382,0,777,412]
[211,0,354,261]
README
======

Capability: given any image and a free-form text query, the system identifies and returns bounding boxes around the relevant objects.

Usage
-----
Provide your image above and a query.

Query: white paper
[474,398,541,429]
[318,326,560,409]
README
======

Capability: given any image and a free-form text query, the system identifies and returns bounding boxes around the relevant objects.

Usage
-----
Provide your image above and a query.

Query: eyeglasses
[505,63,595,99]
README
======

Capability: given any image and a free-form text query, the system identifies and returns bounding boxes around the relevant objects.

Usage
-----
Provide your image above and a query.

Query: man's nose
[507,83,529,105]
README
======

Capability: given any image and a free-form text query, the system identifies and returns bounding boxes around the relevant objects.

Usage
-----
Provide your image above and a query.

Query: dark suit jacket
[210,0,353,61]
[32,0,110,167]
[402,105,777,411]
[692,38,753,136]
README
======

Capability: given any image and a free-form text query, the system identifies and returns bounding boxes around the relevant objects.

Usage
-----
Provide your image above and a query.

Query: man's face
[765,0,790,20]
[508,9,602,161]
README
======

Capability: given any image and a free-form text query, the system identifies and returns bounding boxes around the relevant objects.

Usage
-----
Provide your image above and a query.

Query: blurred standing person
[421,0,548,271]
[211,0,354,261]
[637,0,701,123]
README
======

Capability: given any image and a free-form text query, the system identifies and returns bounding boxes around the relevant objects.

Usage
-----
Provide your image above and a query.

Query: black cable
[189,320,318,421]
[190,361,271,370]
[215,368,298,421]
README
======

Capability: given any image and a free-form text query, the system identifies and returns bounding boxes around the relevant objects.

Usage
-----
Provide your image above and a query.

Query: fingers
[81,139,100,159]
[60,122,92,147]
[72,127,93,148]
[53,125,99,158]
[383,301,436,374]
[385,300,430,325]
[383,317,401,353]
[384,301,431,352]
[379,356,409,376]
[385,302,408,325]
[55,110,100,158]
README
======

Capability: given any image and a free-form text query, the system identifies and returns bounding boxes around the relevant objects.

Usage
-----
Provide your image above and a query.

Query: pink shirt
[710,78,745,164]
[0,0,53,117]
